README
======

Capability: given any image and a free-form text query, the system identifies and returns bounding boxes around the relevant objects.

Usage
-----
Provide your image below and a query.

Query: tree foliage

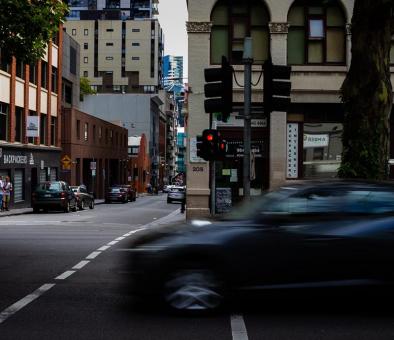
[339,0,393,179]
[0,0,68,64]
[80,77,96,101]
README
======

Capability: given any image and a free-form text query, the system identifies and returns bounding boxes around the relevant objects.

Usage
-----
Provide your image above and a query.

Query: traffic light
[196,129,227,161]
[204,56,233,122]
[263,59,291,114]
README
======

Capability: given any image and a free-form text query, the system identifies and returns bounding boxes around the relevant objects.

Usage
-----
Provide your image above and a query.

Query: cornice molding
[269,22,289,34]
[186,21,212,33]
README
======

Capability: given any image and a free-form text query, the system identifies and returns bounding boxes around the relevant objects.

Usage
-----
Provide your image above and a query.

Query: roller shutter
[14,169,24,202]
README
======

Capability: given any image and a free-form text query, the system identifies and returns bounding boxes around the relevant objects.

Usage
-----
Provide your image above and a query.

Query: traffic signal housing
[196,129,227,161]
[204,56,233,122]
[264,60,291,114]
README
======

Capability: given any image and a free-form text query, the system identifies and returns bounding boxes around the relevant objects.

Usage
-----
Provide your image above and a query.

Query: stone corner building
[186,0,391,218]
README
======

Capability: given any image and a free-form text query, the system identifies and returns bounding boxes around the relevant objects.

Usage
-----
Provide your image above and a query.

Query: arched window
[287,1,346,65]
[210,0,269,65]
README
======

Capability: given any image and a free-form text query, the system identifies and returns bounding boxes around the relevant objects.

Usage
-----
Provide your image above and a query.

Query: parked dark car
[114,184,136,202]
[122,180,394,311]
[105,187,128,203]
[70,185,95,210]
[32,181,78,213]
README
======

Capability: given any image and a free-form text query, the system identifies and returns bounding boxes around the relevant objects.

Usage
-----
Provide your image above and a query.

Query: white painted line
[115,236,125,241]
[97,245,110,251]
[55,270,76,280]
[107,240,118,246]
[231,314,249,340]
[86,251,101,259]
[0,283,55,324]
[72,260,90,270]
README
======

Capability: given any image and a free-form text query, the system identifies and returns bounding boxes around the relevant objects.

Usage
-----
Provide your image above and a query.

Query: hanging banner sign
[26,116,40,137]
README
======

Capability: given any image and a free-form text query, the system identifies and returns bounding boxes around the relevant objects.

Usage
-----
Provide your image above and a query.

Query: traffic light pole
[243,38,253,201]
[210,119,216,215]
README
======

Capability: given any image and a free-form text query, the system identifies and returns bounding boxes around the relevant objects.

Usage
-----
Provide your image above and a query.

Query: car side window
[364,190,394,213]
[80,187,87,193]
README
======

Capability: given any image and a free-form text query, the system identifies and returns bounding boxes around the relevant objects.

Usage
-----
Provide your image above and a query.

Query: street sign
[90,161,96,170]
[92,169,96,177]
[61,155,71,171]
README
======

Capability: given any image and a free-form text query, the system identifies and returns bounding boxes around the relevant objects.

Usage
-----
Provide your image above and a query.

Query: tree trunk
[339,0,393,179]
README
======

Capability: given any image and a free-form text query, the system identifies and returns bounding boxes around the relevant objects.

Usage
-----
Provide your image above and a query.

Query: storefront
[0,145,61,208]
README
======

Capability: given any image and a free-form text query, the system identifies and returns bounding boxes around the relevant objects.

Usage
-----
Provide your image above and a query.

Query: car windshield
[110,188,121,193]
[36,182,62,191]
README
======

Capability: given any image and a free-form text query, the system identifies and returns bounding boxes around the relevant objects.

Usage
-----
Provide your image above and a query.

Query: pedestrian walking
[3,176,13,211]
[0,176,4,212]
[180,195,186,214]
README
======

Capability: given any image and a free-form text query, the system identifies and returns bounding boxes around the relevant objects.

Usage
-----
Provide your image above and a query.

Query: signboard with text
[26,116,40,137]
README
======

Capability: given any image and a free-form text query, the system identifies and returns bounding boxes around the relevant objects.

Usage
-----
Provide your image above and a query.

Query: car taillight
[61,192,66,198]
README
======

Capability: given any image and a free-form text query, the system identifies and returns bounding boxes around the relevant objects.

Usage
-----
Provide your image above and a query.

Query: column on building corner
[9,57,16,143]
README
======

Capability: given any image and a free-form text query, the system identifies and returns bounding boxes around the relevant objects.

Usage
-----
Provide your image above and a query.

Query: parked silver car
[167,186,185,203]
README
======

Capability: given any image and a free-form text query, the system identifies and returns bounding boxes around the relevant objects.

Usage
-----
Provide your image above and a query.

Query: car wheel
[167,198,171,204]
[64,201,70,213]
[89,199,95,209]
[163,268,224,311]
[72,201,78,212]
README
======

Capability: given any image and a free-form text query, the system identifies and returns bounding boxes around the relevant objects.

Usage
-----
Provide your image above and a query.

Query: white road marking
[107,240,118,246]
[86,251,101,259]
[0,283,55,324]
[72,260,90,270]
[115,236,125,241]
[231,314,249,340]
[97,245,110,251]
[55,271,76,280]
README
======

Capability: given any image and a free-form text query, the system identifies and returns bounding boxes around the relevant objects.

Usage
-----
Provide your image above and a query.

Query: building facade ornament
[346,23,352,35]
[269,22,289,34]
[186,21,212,33]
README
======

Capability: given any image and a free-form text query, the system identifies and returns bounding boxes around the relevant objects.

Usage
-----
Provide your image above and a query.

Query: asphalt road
[0,194,394,340]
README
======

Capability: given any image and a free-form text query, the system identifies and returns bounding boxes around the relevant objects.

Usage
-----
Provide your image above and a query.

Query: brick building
[61,108,128,198]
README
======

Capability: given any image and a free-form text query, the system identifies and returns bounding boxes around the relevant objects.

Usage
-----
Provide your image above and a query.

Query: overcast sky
[157,0,188,79]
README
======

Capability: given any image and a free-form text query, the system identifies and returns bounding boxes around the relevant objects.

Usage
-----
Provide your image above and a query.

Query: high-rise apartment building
[163,55,183,90]
[64,0,163,94]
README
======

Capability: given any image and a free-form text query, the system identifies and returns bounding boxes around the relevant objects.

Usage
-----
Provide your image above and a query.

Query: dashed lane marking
[0,284,55,324]
[72,260,90,270]
[55,270,76,280]
[231,314,249,340]
[86,251,101,260]
[97,245,110,251]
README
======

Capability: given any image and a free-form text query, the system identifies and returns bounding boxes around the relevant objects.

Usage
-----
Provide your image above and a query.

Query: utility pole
[243,37,253,201]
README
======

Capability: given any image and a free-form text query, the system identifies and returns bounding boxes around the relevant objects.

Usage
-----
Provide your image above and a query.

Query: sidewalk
[0,199,106,218]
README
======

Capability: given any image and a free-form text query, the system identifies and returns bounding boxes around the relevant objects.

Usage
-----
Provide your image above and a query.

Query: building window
[288,1,346,65]
[0,102,9,141]
[132,28,140,32]
[84,70,88,77]
[132,42,140,46]
[16,61,25,79]
[51,117,56,146]
[105,128,108,143]
[40,114,47,144]
[0,48,10,73]
[84,122,88,141]
[29,63,37,84]
[106,28,114,32]
[27,110,36,144]
[84,29,88,36]
[70,46,77,75]
[76,120,80,139]
[99,126,102,139]
[113,85,121,92]
[93,125,96,141]
[51,66,58,92]
[41,61,48,89]
[84,43,88,49]
[15,107,23,142]
[84,57,88,63]
[72,28,76,36]
[210,0,270,65]
[303,122,343,178]
[106,56,113,60]
[132,56,140,61]
[106,42,114,46]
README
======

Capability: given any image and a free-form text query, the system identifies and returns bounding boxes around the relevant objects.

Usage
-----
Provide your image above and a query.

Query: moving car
[32,181,78,213]
[105,187,128,203]
[122,180,394,311]
[71,185,95,210]
[114,184,136,202]
[167,186,185,203]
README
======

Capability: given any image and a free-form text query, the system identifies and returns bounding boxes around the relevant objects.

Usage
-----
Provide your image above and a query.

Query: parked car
[162,185,173,193]
[122,180,394,312]
[105,187,128,203]
[32,181,78,213]
[114,184,136,202]
[70,185,95,210]
[167,186,185,203]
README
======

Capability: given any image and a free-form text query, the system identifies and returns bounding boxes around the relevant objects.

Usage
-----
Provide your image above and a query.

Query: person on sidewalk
[3,176,13,211]
[0,176,4,212]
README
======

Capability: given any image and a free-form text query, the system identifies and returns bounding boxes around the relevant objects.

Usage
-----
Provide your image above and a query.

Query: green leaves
[0,0,68,63]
